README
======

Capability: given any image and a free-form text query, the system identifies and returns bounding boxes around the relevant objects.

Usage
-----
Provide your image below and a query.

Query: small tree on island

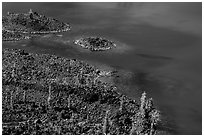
[149,109,160,135]
[103,106,110,135]
[140,91,147,115]
[119,95,125,112]
[46,78,58,109]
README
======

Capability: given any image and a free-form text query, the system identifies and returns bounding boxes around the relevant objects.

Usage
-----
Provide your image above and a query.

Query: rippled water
[2,2,202,134]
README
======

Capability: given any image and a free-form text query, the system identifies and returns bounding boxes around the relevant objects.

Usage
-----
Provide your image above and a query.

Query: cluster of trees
[2,48,161,135]
[130,92,160,135]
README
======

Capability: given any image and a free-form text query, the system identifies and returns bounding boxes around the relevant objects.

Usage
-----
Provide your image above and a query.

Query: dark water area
[2,2,202,134]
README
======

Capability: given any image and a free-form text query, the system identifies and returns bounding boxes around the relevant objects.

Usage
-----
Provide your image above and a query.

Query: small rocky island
[2,48,160,135]
[2,9,70,35]
[74,37,116,51]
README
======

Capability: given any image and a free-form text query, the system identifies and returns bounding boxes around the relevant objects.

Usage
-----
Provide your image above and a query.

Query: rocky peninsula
[2,48,160,135]
[2,9,70,35]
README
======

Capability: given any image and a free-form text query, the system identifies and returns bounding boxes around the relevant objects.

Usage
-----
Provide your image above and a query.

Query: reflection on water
[2,2,202,134]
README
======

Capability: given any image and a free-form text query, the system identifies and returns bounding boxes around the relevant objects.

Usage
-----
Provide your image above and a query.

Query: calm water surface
[2,2,202,134]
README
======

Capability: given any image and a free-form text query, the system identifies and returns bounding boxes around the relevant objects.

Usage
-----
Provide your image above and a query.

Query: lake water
[2,2,202,134]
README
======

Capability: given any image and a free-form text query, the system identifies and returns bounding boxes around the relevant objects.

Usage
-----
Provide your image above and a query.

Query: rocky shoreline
[3,30,30,41]
[2,48,160,135]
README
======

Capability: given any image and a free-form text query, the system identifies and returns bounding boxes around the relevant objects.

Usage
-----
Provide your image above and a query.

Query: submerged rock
[3,9,71,34]
[74,36,116,51]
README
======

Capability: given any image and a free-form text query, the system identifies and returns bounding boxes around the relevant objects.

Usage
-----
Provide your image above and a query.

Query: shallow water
[2,2,202,134]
